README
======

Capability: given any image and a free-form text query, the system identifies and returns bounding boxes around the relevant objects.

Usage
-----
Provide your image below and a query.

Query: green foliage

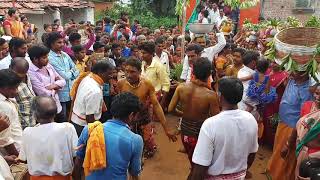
[305,15,320,28]
[170,64,183,81]
[98,3,177,30]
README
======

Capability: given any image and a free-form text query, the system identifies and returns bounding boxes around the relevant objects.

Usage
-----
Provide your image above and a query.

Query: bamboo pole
[180,0,187,63]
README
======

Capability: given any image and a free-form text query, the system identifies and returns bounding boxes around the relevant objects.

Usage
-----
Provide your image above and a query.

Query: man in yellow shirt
[140,41,170,110]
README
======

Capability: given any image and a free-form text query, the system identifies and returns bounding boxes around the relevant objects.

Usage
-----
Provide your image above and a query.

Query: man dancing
[117,58,177,158]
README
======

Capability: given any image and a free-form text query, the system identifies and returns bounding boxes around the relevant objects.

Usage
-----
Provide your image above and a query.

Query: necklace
[126,79,141,89]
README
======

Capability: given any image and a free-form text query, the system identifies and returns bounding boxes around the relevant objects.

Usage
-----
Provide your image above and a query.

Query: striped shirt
[15,76,36,129]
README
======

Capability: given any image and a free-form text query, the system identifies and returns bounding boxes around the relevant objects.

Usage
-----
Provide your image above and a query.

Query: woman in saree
[281,83,320,179]
[262,60,288,146]
[295,84,320,179]
[3,8,25,39]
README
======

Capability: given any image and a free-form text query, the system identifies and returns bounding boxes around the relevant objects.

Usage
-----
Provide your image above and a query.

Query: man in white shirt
[181,28,226,81]
[0,38,29,70]
[237,51,260,111]
[217,9,229,28]
[19,96,78,179]
[0,38,9,64]
[207,1,220,24]
[190,77,258,180]
[155,36,170,74]
[0,113,14,180]
[71,61,114,136]
[0,69,23,157]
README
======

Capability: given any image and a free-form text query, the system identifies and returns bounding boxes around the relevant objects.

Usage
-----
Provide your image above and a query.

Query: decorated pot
[274,27,320,64]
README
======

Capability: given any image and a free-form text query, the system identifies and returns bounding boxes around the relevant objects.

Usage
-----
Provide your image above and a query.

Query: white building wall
[25,12,53,43]
[61,8,87,24]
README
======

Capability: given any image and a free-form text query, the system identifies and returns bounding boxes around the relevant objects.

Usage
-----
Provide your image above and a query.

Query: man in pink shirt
[27,45,66,122]
[63,27,96,58]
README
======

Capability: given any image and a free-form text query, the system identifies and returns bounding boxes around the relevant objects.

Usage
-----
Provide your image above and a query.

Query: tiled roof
[0,0,94,15]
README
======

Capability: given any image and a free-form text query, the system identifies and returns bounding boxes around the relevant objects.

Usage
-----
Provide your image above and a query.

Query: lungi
[266,122,296,180]
[205,170,246,180]
[30,175,71,180]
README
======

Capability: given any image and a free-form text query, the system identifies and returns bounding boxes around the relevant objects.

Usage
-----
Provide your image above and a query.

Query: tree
[131,0,177,16]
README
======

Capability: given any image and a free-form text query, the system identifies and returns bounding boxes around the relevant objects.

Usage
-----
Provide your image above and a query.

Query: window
[295,0,315,9]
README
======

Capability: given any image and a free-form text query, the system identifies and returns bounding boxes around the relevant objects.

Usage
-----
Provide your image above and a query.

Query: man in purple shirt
[63,29,95,58]
[28,45,66,122]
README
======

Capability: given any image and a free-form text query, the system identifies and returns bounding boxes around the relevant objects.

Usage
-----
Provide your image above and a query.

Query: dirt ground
[141,114,273,180]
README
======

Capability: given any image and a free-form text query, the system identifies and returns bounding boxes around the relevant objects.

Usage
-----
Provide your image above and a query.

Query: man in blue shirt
[75,92,143,180]
[46,32,80,122]
[267,71,313,180]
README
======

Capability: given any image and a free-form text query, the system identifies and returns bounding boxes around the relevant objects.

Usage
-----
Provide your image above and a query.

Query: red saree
[262,69,288,146]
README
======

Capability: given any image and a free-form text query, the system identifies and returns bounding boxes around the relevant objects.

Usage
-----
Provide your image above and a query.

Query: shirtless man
[168,57,220,166]
[117,58,177,157]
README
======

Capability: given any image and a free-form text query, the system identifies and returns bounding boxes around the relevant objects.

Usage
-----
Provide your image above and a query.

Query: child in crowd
[244,58,277,138]
[72,45,90,73]
[116,58,126,81]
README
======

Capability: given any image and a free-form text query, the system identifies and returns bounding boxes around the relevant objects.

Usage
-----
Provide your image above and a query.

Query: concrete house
[0,0,95,38]
[261,0,320,22]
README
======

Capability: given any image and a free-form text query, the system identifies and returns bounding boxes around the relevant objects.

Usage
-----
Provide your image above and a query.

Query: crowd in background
[0,0,319,179]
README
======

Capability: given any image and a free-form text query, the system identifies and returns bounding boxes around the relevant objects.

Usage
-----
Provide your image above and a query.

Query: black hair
[193,57,212,81]
[185,34,192,43]
[299,158,320,179]
[131,45,138,51]
[155,36,166,45]
[9,38,27,53]
[0,38,6,46]
[117,57,127,66]
[110,92,142,120]
[28,45,50,61]
[118,24,126,30]
[139,41,156,54]
[134,19,140,24]
[104,17,111,24]
[126,58,142,71]
[31,96,57,119]
[69,33,81,43]
[71,45,84,53]
[8,8,16,17]
[218,77,243,105]
[96,20,103,26]
[93,42,105,51]
[43,24,51,30]
[203,10,209,18]
[233,48,246,56]
[0,69,22,88]
[242,50,260,66]
[112,43,121,50]
[91,60,113,74]
[20,15,27,21]
[53,19,60,24]
[186,44,204,55]
[118,34,129,41]
[45,32,63,49]
[256,58,270,73]
[95,26,103,31]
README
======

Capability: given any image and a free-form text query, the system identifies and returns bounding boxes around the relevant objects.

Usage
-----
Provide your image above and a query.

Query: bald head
[31,96,57,123]
[10,57,29,75]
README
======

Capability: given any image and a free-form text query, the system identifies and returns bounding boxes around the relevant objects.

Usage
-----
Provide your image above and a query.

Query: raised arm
[180,55,189,82]
[205,32,226,61]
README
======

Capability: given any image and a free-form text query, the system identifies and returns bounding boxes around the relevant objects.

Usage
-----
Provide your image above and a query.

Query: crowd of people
[0,0,320,179]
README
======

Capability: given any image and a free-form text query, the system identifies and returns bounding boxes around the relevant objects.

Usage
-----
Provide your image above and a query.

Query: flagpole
[181,0,187,63]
